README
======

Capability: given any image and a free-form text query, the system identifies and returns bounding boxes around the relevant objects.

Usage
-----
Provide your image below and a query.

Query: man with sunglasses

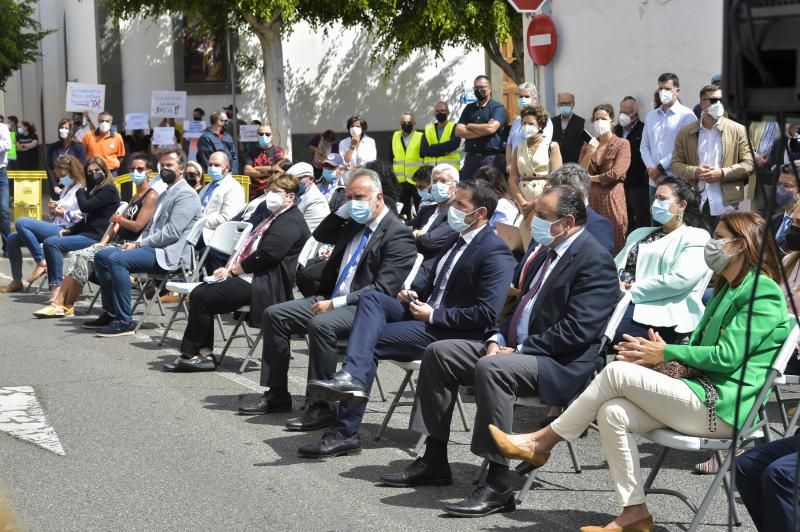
[672,85,754,230]
[196,111,238,176]
[82,111,126,177]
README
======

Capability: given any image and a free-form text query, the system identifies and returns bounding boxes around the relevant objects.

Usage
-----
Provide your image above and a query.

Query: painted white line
[215,371,265,392]
[0,386,65,456]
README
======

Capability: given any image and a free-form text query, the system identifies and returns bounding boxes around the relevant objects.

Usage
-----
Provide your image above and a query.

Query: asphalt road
[0,257,762,531]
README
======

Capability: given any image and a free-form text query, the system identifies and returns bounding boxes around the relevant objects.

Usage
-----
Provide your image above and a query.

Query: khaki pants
[550,361,732,507]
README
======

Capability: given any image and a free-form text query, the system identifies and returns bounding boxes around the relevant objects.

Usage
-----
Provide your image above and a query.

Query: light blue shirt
[640,101,696,186]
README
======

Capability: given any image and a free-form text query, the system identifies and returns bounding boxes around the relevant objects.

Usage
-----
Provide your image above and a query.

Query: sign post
[506,0,556,115]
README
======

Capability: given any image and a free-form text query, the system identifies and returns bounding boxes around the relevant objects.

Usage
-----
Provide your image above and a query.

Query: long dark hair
[657,176,708,231]
[718,211,780,286]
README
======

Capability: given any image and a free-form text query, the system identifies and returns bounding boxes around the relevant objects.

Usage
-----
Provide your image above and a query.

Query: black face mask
[85,170,103,191]
[160,168,177,185]
[785,225,800,251]
[185,174,198,188]
[473,88,488,101]
[401,123,414,134]
[435,112,448,123]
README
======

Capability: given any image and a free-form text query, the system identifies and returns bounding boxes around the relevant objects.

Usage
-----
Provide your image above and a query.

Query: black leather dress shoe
[163,355,218,372]
[297,430,361,458]
[307,371,369,404]
[443,484,516,517]
[379,458,452,487]
[237,392,293,415]
[285,404,337,431]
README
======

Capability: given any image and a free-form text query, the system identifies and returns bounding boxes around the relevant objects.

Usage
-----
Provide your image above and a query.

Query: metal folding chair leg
[158,295,189,346]
[412,434,425,456]
[238,329,263,373]
[86,286,101,314]
[566,440,581,474]
[455,392,470,432]
[219,312,248,362]
[215,314,228,342]
[375,369,414,442]
[134,278,168,333]
[374,372,387,402]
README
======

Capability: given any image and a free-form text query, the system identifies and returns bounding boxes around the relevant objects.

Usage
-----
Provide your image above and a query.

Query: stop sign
[507,0,546,13]
[526,14,558,65]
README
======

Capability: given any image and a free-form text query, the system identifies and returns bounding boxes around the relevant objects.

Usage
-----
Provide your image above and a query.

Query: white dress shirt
[428,224,486,310]
[332,205,390,308]
[338,136,378,168]
[697,122,733,216]
[54,184,84,227]
[640,101,697,186]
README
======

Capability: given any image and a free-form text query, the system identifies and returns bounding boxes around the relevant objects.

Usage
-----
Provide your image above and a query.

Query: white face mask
[58,128,70,139]
[349,126,362,137]
[523,124,540,138]
[706,101,724,120]
[618,113,632,128]
[594,119,612,136]
[264,191,285,212]
[98,121,111,133]
[659,88,674,105]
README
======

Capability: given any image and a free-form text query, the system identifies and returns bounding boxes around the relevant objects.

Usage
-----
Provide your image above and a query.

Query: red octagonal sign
[526,14,557,65]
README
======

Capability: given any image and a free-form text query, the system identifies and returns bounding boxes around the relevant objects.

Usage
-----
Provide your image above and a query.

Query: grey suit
[139,179,202,270]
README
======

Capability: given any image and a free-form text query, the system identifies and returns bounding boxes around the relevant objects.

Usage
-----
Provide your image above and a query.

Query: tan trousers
[549,361,733,507]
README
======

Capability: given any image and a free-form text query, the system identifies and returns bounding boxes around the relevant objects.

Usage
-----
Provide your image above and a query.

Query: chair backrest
[599,290,632,352]
[186,218,207,248]
[114,201,129,216]
[297,237,322,268]
[208,221,253,256]
[403,253,425,290]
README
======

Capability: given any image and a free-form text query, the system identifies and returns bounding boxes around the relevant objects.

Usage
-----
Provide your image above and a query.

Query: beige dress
[515,140,555,201]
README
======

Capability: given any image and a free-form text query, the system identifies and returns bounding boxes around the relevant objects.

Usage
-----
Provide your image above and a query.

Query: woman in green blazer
[487,210,790,532]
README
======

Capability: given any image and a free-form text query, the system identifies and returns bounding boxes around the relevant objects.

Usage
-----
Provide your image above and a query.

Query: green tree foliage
[0,0,54,90]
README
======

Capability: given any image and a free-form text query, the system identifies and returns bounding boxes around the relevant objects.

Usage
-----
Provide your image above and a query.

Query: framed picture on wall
[172,16,241,95]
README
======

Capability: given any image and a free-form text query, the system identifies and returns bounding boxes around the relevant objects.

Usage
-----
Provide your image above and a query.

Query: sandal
[27,263,47,285]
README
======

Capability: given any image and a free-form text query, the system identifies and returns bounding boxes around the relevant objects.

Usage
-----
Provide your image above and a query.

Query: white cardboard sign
[150,91,187,118]
[65,82,105,113]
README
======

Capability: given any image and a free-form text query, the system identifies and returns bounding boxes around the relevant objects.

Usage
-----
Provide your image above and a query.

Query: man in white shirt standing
[0,120,11,255]
[640,73,697,203]
[671,85,754,229]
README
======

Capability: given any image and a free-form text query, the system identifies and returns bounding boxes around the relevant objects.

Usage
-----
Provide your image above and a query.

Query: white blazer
[298,184,330,233]
[199,174,246,243]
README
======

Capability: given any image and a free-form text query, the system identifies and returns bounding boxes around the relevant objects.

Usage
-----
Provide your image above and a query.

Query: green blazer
[664,270,789,429]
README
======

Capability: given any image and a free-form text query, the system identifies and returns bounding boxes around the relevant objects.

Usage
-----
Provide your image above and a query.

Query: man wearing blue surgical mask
[551,92,586,164]
[770,162,800,253]
[243,123,284,198]
[410,163,459,270]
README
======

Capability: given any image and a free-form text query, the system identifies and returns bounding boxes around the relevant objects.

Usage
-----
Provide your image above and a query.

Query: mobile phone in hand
[581,129,594,144]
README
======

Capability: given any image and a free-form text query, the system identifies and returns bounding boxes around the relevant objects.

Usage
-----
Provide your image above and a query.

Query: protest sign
[150,91,187,118]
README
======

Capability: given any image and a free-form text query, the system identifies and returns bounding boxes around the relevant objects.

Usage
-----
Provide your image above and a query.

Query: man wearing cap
[287,162,330,234]
[319,153,348,211]
[243,123,285,199]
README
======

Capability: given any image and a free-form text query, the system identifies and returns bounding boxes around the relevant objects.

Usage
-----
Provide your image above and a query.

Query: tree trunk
[245,12,293,158]
[483,36,524,85]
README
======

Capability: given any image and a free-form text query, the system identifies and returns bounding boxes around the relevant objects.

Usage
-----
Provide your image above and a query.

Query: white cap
[287,162,314,178]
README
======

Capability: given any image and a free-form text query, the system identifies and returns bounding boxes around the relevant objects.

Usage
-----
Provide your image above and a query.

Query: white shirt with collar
[492,228,585,349]
[697,120,733,216]
[339,136,378,167]
[641,101,697,186]
[428,223,486,310]
[332,204,390,308]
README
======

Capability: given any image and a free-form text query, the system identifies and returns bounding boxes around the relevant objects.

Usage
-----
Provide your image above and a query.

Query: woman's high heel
[580,515,653,532]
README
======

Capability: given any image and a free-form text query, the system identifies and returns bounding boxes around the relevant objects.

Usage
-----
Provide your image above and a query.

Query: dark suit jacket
[314,208,417,304]
[551,114,586,164]
[499,230,620,405]
[410,203,457,264]
[770,211,791,254]
[613,121,647,188]
[413,225,515,331]
[240,205,311,326]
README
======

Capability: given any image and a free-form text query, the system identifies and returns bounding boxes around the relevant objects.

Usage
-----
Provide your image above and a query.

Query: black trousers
[179,277,251,355]
[625,185,651,232]
[410,339,539,466]
[398,181,420,219]
[260,296,357,391]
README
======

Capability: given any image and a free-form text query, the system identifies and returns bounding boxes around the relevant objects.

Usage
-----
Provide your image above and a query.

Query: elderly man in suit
[379,185,620,517]
[551,92,586,164]
[410,163,458,270]
[304,179,516,457]
[237,169,417,425]
[89,147,202,337]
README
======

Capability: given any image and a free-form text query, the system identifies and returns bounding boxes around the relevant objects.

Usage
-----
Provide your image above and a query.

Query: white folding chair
[157,221,252,344]
[598,289,632,355]
[641,319,800,531]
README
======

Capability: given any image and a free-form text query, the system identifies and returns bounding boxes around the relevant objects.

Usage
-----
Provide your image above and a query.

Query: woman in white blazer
[614,177,711,343]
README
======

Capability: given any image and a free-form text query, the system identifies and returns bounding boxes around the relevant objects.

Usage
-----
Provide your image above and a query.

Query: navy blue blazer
[498,230,620,405]
[410,203,457,262]
[413,224,515,332]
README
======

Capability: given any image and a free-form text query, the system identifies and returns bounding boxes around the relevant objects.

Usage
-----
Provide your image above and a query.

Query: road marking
[0,386,65,456]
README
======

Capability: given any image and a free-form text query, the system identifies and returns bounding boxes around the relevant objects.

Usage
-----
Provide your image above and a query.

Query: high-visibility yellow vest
[392,130,423,184]
[423,122,461,170]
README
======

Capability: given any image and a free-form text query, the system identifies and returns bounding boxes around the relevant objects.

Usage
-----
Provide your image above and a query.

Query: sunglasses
[703,97,722,104]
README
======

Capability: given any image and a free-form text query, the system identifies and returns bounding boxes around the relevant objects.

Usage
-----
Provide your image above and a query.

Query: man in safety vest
[420,101,461,172]
[392,112,423,219]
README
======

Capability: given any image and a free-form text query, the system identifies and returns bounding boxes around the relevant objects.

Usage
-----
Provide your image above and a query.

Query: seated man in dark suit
[378,185,620,517]
[409,163,458,270]
[303,179,516,457]
[237,169,417,424]
[770,161,800,255]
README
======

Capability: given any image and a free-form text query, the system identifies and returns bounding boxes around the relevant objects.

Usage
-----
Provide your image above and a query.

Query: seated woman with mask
[163,174,310,372]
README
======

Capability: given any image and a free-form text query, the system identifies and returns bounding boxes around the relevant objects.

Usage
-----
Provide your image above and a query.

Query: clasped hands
[613,328,666,366]
[695,165,723,183]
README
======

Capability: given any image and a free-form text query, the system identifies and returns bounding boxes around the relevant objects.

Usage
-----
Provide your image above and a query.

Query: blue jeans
[6,217,64,281]
[0,166,11,249]
[94,246,165,325]
[735,434,800,532]
[42,234,97,287]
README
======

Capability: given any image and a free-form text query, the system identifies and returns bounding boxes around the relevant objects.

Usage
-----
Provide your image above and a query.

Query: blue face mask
[348,199,374,224]
[59,176,74,188]
[651,199,675,225]
[258,134,272,149]
[322,169,338,183]
[417,188,432,201]
[447,206,478,233]
[208,166,224,182]
[559,105,573,118]
[431,182,452,203]
[131,170,147,185]
[530,215,565,246]
[776,186,797,209]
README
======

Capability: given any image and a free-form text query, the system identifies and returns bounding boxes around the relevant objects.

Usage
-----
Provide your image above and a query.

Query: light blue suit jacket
[139,179,202,271]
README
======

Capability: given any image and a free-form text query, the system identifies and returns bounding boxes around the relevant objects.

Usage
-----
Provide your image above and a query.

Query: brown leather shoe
[488,424,550,468]
[1,280,24,293]
[580,516,653,532]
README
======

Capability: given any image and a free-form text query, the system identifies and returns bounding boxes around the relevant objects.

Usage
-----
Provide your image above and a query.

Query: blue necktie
[333,227,373,296]
[778,216,792,241]
[201,182,220,208]
[428,237,466,305]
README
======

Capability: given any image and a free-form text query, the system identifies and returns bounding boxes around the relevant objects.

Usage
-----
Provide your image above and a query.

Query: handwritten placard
[65,82,105,113]
[183,120,206,139]
[150,91,187,118]
[239,124,260,142]
[125,113,149,131]
[152,127,176,146]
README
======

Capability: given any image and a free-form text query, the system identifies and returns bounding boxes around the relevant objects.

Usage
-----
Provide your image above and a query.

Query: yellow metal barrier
[116,173,250,202]
[8,170,47,222]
